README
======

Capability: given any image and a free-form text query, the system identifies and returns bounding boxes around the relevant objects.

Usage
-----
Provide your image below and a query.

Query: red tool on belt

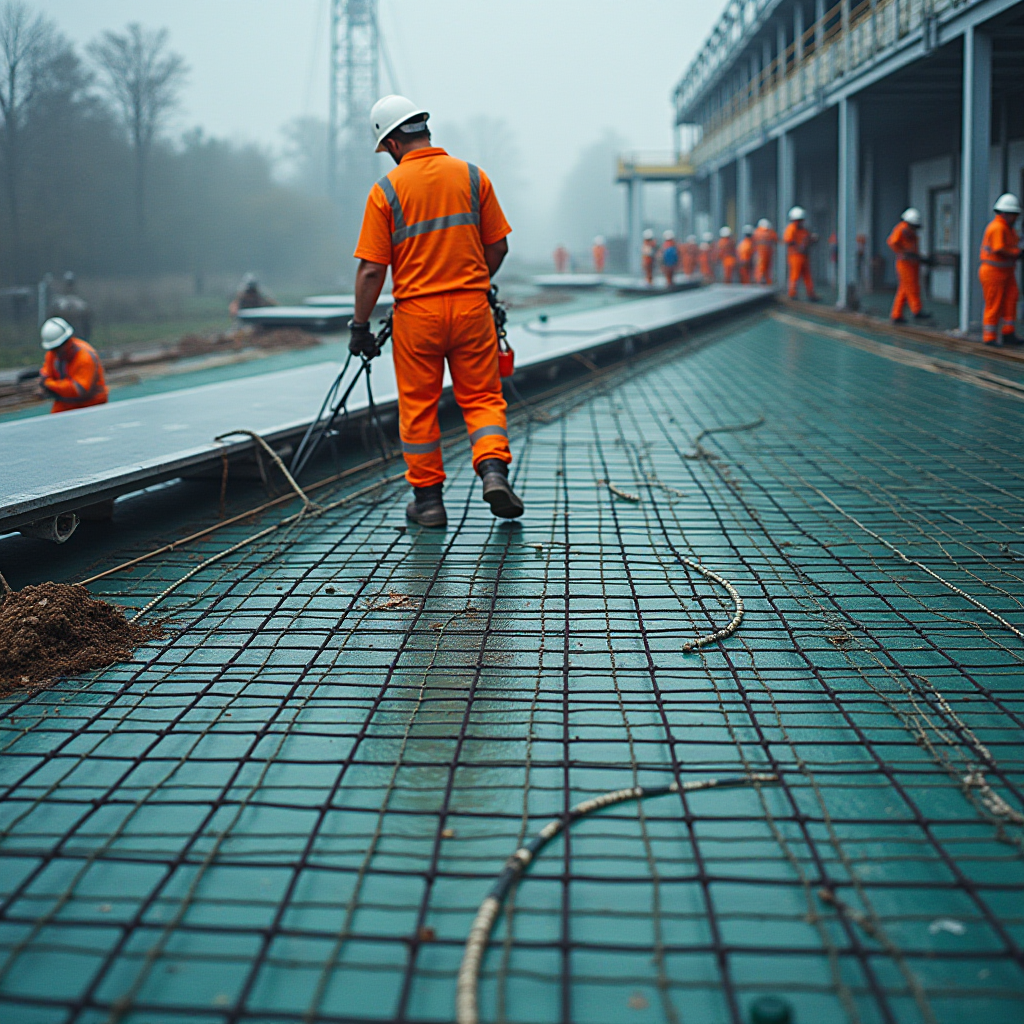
[488,285,514,377]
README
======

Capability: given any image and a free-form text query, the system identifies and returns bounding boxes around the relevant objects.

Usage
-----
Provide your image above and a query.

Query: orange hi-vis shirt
[41,338,108,413]
[355,147,511,300]
[715,237,736,261]
[784,222,812,254]
[980,215,1021,269]
[753,226,778,252]
[887,221,919,261]
[736,237,754,263]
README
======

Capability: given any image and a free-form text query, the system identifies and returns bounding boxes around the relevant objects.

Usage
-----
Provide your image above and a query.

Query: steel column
[959,26,992,334]
[837,97,859,309]
[737,154,752,233]
[710,169,724,232]
[778,132,795,281]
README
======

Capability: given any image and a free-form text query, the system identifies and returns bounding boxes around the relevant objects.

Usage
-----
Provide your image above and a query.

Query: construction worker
[980,193,1022,346]
[736,225,755,284]
[753,218,778,285]
[681,235,699,277]
[553,245,570,273]
[661,230,680,286]
[592,236,607,274]
[716,227,737,283]
[698,232,715,283]
[229,274,276,317]
[783,207,819,300]
[38,316,108,414]
[641,229,658,285]
[887,207,931,324]
[351,95,523,527]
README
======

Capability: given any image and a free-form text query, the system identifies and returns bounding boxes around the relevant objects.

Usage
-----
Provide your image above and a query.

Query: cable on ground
[455,773,778,1024]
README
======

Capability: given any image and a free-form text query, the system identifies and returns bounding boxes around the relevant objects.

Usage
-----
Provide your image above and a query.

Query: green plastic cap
[750,996,793,1024]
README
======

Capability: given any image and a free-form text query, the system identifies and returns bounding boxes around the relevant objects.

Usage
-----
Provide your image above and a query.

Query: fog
[10,0,724,287]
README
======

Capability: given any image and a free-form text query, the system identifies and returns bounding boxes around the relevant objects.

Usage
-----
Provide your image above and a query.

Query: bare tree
[0,2,60,267]
[88,23,187,249]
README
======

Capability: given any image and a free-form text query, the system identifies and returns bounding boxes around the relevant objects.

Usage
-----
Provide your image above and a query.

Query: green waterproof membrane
[1,311,1022,1024]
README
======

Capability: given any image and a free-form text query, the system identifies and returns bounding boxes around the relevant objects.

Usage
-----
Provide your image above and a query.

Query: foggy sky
[34,1,725,253]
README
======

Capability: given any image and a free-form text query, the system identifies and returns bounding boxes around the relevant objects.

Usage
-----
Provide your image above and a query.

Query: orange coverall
[40,338,108,413]
[736,236,754,284]
[698,242,713,282]
[979,214,1021,344]
[553,246,569,273]
[355,147,512,487]
[887,219,923,320]
[753,226,778,284]
[592,243,607,273]
[716,237,737,283]
[783,222,817,299]
[641,239,658,284]
[681,240,699,277]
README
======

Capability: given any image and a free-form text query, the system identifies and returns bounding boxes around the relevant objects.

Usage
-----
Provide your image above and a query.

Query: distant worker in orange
[783,206,819,300]
[682,235,699,277]
[553,244,570,273]
[641,229,658,285]
[38,316,108,414]
[980,193,1022,346]
[592,236,607,274]
[352,95,523,527]
[753,218,778,285]
[887,207,932,324]
[698,232,715,282]
[716,226,737,283]
[736,225,754,284]
[229,274,276,317]
[661,230,680,286]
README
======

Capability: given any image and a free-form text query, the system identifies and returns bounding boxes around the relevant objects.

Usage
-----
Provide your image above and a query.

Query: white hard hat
[901,208,922,226]
[594,236,605,245]
[789,206,806,221]
[371,94,430,153]
[742,224,754,235]
[643,229,655,240]
[757,218,772,230]
[719,226,732,238]
[702,232,713,243]
[663,230,675,240]
[994,192,1022,215]
[41,316,74,350]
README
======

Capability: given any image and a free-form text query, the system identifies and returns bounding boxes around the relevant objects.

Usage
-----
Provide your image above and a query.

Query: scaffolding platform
[2,306,1021,1023]
[0,285,772,535]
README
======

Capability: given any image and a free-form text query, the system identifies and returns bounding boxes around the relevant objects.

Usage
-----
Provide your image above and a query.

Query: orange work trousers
[738,262,752,285]
[642,257,655,285]
[392,290,510,488]
[663,267,676,287]
[787,253,816,299]
[980,264,1020,343]
[720,257,737,283]
[754,252,774,286]
[891,259,922,319]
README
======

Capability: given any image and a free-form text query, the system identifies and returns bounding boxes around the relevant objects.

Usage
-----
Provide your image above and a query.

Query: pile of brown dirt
[0,583,164,696]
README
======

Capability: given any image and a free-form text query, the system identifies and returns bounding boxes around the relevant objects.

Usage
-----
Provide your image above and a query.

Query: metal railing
[616,151,696,180]
[679,0,975,169]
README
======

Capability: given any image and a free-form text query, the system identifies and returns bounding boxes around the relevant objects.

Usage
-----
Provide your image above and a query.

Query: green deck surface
[1,310,1022,1023]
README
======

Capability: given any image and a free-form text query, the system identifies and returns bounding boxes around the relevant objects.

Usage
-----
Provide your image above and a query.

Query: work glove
[348,320,380,359]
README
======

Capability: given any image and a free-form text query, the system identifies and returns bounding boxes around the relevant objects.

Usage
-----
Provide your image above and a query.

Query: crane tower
[329,0,381,239]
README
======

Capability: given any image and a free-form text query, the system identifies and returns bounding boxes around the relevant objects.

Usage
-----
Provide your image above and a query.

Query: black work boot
[477,458,524,519]
[406,483,447,528]
[913,310,933,320]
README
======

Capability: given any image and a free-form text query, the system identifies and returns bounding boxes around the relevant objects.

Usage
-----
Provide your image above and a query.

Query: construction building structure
[673,0,1024,330]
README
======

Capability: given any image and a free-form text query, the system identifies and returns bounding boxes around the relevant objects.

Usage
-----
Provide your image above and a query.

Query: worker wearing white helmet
[37,316,108,414]
[737,226,755,284]
[592,235,607,273]
[716,227,738,283]
[698,232,714,283]
[783,207,819,300]
[682,234,699,277]
[641,229,658,285]
[353,94,523,526]
[887,208,931,324]
[979,193,1022,346]
[753,219,778,284]
[661,230,680,287]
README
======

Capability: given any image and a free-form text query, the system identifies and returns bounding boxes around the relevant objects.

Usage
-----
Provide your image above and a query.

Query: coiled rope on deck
[455,773,778,1024]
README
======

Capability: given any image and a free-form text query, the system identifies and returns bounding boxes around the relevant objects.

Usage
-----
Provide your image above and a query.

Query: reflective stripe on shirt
[378,162,481,246]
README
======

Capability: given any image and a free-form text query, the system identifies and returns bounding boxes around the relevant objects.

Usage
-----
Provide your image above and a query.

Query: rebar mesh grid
[1,313,1023,1024]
